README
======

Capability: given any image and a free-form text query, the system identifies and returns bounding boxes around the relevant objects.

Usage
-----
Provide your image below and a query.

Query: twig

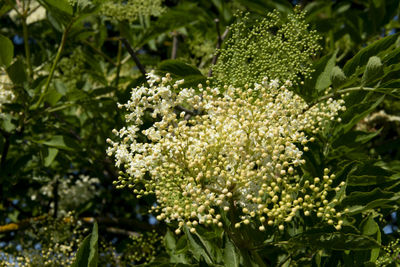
[121,38,146,77]
[106,226,140,237]
[208,19,229,77]
[83,216,156,231]
[171,31,178,59]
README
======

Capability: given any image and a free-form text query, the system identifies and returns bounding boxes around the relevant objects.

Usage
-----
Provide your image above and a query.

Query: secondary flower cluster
[99,0,165,22]
[107,72,346,233]
[0,71,14,119]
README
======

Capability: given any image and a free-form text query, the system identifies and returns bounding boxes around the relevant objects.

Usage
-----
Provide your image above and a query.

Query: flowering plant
[1,0,400,266]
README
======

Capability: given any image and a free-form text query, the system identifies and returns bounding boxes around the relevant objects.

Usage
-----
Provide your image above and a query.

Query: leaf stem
[21,16,32,79]
[35,23,73,108]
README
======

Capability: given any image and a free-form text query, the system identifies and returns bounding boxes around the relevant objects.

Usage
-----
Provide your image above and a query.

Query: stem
[121,38,146,77]
[35,23,72,108]
[21,17,32,79]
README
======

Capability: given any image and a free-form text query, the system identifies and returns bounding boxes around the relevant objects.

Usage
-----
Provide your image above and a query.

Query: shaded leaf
[6,58,27,84]
[44,147,58,167]
[0,34,13,67]
[157,60,202,77]
[71,222,98,267]
[343,33,399,76]
[288,232,380,251]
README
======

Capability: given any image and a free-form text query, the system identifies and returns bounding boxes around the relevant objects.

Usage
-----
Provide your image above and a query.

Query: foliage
[0,0,400,266]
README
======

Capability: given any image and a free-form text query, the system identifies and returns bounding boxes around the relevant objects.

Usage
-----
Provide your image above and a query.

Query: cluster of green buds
[107,72,346,234]
[376,239,400,266]
[213,9,321,87]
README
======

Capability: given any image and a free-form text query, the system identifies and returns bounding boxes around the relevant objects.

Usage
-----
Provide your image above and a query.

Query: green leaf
[44,147,58,167]
[346,160,396,186]
[302,51,337,100]
[362,56,383,85]
[335,94,384,135]
[330,66,347,89]
[360,215,378,236]
[72,222,98,267]
[0,2,12,17]
[39,0,73,15]
[288,231,380,251]
[315,51,337,91]
[223,236,239,267]
[183,227,213,265]
[0,34,14,67]
[38,0,73,27]
[6,58,27,84]
[343,33,399,76]
[137,4,206,47]
[341,188,400,214]
[39,135,79,151]
[157,60,202,77]
[44,87,63,106]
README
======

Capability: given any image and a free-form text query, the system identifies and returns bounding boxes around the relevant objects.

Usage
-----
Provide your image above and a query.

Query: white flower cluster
[107,72,346,233]
[0,71,15,119]
[36,175,100,216]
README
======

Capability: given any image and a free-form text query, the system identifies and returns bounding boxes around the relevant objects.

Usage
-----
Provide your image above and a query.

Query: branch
[0,215,156,233]
[121,38,146,77]
[82,216,157,231]
[208,19,229,77]
[106,226,140,237]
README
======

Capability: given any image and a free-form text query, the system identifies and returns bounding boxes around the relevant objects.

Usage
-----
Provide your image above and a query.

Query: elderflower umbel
[107,73,346,233]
